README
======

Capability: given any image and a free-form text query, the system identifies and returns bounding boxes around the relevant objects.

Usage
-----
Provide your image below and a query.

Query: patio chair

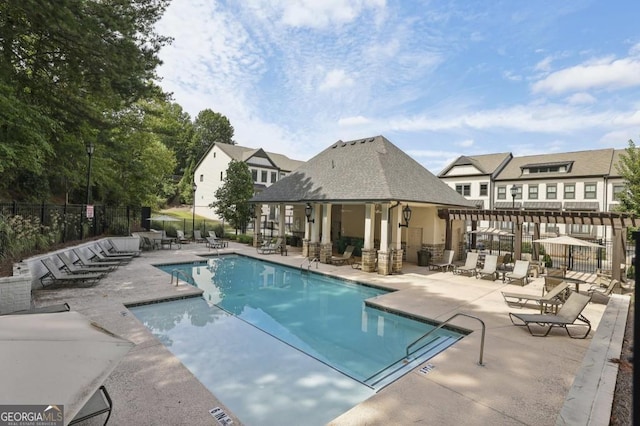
[454,252,479,276]
[88,246,132,263]
[587,279,619,303]
[140,236,157,251]
[476,254,498,280]
[100,240,140,257]
[176,230,190,244]
[206,236,224,249]
[193,230,206,243]
[257,238,282,254]
[509,292,592,338]
[331,245,355,266]
[502,282,570,313]
[73,249,122,268]
[58,252,115,274]
[429,249,455,272]
[504,260,530,286]
[68,385,112,426]
[40,258,105,287]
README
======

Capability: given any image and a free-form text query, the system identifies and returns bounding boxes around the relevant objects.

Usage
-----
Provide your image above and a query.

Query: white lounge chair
[504,260,530,286]
[476,254,498,280]
[331,246,355,266]
[455,252,479,276]
[429,250,454,272]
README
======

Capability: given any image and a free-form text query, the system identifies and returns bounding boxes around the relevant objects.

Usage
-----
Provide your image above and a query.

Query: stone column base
[307,241,321,260]
[377,250,393,275]
[361,249,377,272]
[391,249,404,273]
[319,243,333,264]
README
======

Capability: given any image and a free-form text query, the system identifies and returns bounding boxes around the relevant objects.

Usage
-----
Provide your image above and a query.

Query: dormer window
[521,161,572,174]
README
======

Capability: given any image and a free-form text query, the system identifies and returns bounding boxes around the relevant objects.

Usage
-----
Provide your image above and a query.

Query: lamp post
[192,183,197,241]
[510,185,518,260]
[85,143,95,206]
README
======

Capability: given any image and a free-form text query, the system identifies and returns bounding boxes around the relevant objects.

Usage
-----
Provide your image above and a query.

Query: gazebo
[249,135,475,274]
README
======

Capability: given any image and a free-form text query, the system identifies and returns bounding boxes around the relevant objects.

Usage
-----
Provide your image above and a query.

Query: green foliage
[211,161,254,232]
[211,224,225,238]
[542,253,553,268]
[0,0,172,201]
[615,139,640,215]
[234,234,253,244]
[192,109,235,162]
[0,213,62,261]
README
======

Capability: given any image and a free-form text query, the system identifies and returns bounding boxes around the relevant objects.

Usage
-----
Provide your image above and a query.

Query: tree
[211,161,253,233]
[0,0,171,200]
[191,109,235,162]
[615,139,640,215]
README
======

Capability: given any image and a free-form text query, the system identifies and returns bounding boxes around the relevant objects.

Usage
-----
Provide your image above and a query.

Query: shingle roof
[495,149,615,180]
[438,152,512,177]
[206,143,304,172]
[251,135,476,207]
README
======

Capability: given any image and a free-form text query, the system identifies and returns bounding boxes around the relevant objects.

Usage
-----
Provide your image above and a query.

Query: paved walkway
[31,242,628,425]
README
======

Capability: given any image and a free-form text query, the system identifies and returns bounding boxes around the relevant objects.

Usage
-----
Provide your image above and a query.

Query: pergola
[438,208,639,281]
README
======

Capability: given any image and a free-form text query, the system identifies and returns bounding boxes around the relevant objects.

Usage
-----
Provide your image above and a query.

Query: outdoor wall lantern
[510,185,518,208]
[249,203,255,218]
[305,203,315,223]
[398,204,412,228]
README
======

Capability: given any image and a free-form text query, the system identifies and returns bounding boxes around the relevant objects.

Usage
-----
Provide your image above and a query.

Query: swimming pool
[130,255,466,425]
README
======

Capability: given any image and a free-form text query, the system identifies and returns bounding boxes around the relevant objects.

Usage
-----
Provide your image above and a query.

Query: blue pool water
[130,255,465,425]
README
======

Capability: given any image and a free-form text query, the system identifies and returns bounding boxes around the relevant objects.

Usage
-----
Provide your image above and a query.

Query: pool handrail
[170,269,192,286]
[406,312,486,366]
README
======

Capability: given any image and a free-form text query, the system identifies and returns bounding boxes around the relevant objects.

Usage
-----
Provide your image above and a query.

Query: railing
[300,257,319,270]
[406,312,486,366]
[170,269,192,286]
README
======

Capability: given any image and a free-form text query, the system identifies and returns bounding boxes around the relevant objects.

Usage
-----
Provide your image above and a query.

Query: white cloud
[318,69,355,91]
[457,139,474,147]
[534,56,553,72]
[503,71,522,82]
[253,0,387,29]
[532,56,640,95]
[338,115,371,126]
[565,92,596,105]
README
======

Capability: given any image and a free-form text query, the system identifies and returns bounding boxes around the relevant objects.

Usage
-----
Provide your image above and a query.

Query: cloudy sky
[155,0,640,173]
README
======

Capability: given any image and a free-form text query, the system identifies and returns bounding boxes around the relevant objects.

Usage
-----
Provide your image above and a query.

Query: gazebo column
[305,203,322,260]
[252,204,262,247]
[377,204,393,275]
[319,204,333,264]
[514,222,523,261]
[361,203,377,272]
[278,203,286,253]
[390,204,404,273]
[612,226,624,282]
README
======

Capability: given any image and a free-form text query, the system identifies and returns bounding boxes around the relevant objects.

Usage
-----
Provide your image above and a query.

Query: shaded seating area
[509,292,592,338]
[206,236,225,249]
[454,252,479,276]
[429,249,455,272]
[331,245,355,266]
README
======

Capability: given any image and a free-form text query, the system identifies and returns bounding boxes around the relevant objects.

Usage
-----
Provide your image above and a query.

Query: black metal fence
[0,202,142,258]
[466,232,635,275]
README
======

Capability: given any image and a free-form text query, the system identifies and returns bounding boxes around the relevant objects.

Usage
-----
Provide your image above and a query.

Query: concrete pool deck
[30,242,629,425]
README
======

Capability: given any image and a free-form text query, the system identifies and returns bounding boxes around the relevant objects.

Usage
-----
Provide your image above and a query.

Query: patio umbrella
[532,235,603,270]
[0,311,134,424]
[147,214,181,231]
